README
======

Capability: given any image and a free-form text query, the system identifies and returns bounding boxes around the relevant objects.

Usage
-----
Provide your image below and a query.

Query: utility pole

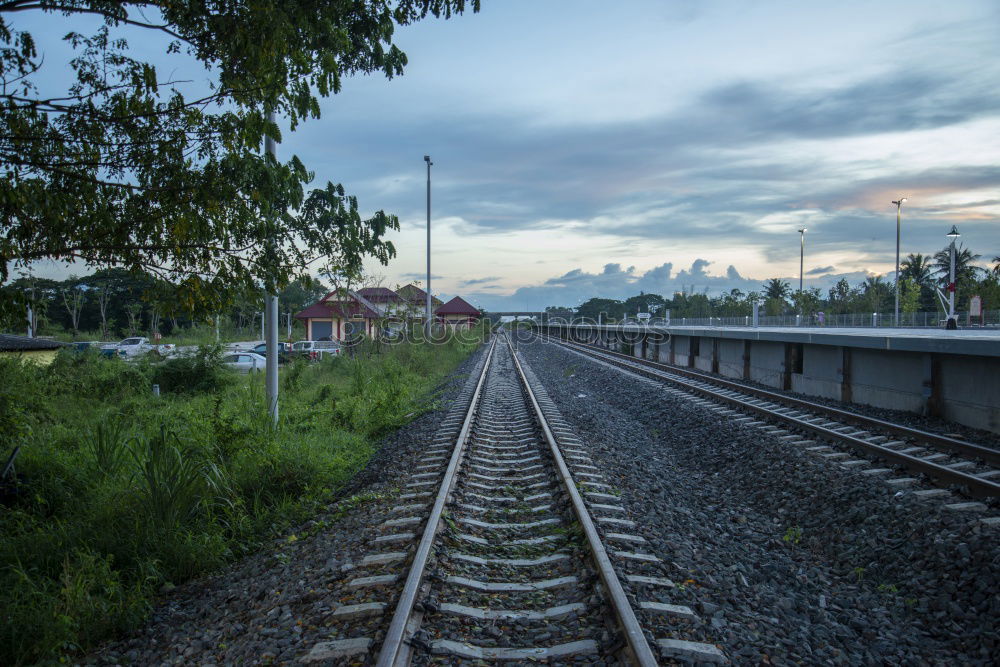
[892,198,907,326]
[264,111,280,424]
[424,155,433,337]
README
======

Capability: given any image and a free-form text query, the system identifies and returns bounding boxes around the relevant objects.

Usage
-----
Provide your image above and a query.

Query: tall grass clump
[0,327,482,664]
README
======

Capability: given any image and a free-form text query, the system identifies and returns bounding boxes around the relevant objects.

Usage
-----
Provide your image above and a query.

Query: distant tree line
[0,270,329,340]
[553,244,1000,321]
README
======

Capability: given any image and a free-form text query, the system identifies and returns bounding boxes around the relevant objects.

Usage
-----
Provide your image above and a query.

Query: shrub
[130,426,219,529]
[151,345,230,394]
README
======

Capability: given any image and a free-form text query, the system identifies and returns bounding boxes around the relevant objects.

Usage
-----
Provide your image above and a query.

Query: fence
[549,310,1000,329]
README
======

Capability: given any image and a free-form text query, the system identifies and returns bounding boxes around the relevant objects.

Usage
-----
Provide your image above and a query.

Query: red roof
[357,287,402,303]
[435,296,480,316]
[397,284,428,302]
[294,296,379,320]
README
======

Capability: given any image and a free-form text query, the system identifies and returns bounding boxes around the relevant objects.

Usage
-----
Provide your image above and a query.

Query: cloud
[400,273,446,281]
[460,276,500,286]
[807,265,836,275]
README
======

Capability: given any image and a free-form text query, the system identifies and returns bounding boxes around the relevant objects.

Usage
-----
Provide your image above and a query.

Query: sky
[19,0,1000,310]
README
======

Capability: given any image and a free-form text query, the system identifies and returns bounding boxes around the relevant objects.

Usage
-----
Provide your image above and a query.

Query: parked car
[291,340,342,360]
[112,337,151,357]
[251,342,292,362]
[71,341,102,352]
[97,342,127,358]
[221,351,266,372]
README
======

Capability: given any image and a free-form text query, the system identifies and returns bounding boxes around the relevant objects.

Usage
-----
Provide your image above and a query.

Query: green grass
[0,329,483,664]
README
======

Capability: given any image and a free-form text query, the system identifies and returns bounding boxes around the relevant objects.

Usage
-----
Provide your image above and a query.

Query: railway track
[316,332,728,665]
[535,331,1000,502]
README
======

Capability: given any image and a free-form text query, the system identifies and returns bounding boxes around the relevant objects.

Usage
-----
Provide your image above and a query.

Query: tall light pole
[424,155,433,335]
[946,225,960,330]
[264,111,280,424]
[892,197,907,326]
[797,228,807,294]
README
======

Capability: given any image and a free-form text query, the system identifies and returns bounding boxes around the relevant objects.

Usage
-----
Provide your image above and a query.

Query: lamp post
[797,228,807,294]
[946,225,960,330]
[891,197,907,326]
[424,155,433,336]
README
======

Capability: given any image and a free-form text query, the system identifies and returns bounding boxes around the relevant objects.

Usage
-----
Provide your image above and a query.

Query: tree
[60,282,86,338]
[900,253,934,288]
[992,256,1000,277]
[897,277,921,314]
[762,279,791,315]
[0,1,479,315]
[575,297,623,322]
[94,279,113,340]
[862,275,890,313]
[763,278,791,302]
[791,288,822,317]
[933,244,983,285]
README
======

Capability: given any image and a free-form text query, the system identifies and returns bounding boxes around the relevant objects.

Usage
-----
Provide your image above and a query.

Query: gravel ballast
[89,344,489,666]
[519,337,998,665]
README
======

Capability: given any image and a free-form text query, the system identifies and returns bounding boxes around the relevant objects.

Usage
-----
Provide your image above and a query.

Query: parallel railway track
[376,332,658,664]
[535,331,1000,501]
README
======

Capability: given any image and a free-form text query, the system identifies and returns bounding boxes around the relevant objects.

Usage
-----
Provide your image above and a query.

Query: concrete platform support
[788,344,842,402]
[672,335,689,367]
[938,354,1000,431]
[748,341,786,388]
[715,339,744,379]
[850,348,926,414]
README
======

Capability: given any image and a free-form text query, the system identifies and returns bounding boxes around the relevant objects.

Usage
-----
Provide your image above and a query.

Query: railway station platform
[535,324,1000,434]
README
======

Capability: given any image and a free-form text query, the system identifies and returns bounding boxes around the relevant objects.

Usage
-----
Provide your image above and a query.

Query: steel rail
[549,334,1000,467]
[545,334,1000,499]
[375,335,498,667]
[504,333,659,667]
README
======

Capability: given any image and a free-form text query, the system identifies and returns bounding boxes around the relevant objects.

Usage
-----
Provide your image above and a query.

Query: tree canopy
[0,0,479,313]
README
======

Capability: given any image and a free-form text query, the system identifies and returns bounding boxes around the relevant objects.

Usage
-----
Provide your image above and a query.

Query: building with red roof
[356,287,404,311]
[435,296,481,328]
[396,284,443,320]
[294,289,381,341]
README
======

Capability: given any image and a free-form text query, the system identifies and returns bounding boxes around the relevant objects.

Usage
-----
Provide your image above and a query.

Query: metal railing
[544,310,1000,329]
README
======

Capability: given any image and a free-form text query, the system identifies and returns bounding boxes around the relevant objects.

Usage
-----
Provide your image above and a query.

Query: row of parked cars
[74,337,342,372]
[221,340,342,372]
[73,337,176,358]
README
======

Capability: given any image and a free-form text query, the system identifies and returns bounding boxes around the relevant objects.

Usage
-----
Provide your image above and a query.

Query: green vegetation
[782,524,803,545]
[0,334,480,664]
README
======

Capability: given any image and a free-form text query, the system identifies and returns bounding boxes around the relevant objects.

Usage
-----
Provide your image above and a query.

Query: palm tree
[763,278,791,302]
[900,253,934,288]
[863,275,890,313]
[992,255,1000,277]
[933,243,982,285]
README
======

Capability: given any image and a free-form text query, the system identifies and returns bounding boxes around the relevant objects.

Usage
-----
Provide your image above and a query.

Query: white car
[291,340,342,360]
[221,351,266,372]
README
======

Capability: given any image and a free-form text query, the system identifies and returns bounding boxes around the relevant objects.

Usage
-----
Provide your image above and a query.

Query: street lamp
[797,228,807,295]
[891,197,907,326]
[424,155,433,335]
[945,225,960,330]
